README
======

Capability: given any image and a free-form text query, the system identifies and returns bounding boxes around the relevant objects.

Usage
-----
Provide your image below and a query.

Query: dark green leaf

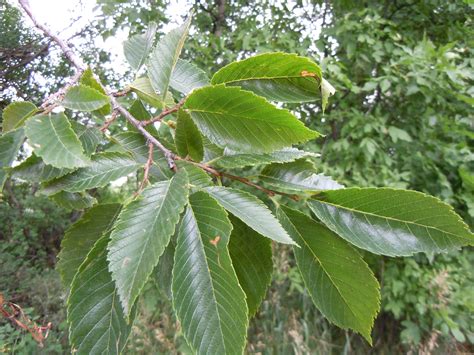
[308,188,474,256]
[10,154,71,183]
[0,128,24,189]
[204,186,296,245]
[152,237,175,299]
[175,109,204,161]
[184,85,319,153]
[172,192,248,355]
[57,204,121,288]
[67,236,133,355]
[108,170,189,315]
[229,216,272,317]
[277,206,380,344]
[71,122,102,156]
[50,191,97,210]
[25,113,90,169]
[211,52,322,102]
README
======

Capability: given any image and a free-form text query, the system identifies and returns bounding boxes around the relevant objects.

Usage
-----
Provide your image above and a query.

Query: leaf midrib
[187,205,227,353]
[49,117,88,165]
[285,213,362,328]
[188,108,307,129]
[312,199,470,240]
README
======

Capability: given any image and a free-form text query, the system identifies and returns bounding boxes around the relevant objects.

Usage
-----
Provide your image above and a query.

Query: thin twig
[141,98,186,126]
[186,160,300,201]
[100,109,119,132]
[137,142,154,193]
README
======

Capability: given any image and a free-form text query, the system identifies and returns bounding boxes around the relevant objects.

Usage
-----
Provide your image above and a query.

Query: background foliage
[1,0,473,353]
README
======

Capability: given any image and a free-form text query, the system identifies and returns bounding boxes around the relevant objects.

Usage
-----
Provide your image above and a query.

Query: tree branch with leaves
[1,2,472,354]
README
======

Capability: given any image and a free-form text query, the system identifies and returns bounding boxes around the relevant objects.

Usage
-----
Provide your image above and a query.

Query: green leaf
[2,101,37,132]
[202,136,224,162]
[57,204,121,288]
[67,236,133,355]
[172,192,248,355]
[25,113,90,169]
[277,206,380,344]
[170,59,209,94]
[388,126,412,143]
[260,160,343,192]
[152,238,175,299]
[176,161,213,189]
[108,170,189,316]
[129,76,165,108]
[10,154,71,183]
[80,68,111,116]
[71,122,102,156]
[204,186,296,245]
[50,191,97,210]
[112,132,173,181]
[0,128,24,189]
[211,52,322,103]
[321,78,336,113]
[228,216,272,317]
[62,85,110,112]
[148,16,192,100]
[307,188,474,256]
[213,148,317,169]
[124,22,157,71]
[184,85,319,153]
[175,109,204,161]
[42,152,140,194]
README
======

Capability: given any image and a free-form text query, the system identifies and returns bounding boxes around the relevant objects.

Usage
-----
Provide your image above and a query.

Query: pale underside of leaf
[213,147,318,169]
[112,131,173,181]
[42,152,141,195]
[123,22,157,71]
[148,16,192,100]
[170,59,209,94]
[259,159,344,192]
